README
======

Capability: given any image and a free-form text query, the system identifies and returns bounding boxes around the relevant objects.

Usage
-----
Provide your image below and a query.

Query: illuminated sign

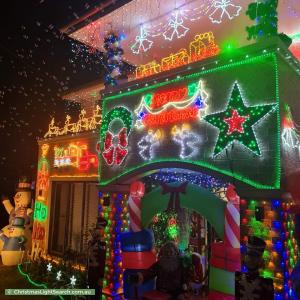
[99,54,280,189]
[135,80,208,128]
[34,201,48,222]
[54,142,98,171]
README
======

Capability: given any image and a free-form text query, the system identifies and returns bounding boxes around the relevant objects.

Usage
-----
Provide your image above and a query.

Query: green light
[33,201,48,222]
[100,53,281,190]
[262,269,274,279]
[18,264,64,300]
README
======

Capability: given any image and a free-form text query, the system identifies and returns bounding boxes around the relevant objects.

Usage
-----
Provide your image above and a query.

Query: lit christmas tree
[246,0,278,40]
[103,32,125,87]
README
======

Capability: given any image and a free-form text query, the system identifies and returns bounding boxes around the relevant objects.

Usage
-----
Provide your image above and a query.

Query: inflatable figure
[0,217,27,265]
[1,179,33,253]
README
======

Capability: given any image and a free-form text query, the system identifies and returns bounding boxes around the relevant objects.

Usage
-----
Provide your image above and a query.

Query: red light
[143,106,199,127]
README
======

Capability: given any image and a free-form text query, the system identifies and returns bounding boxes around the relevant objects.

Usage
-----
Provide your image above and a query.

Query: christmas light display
[135,32,220,80]
[134,79,208,129]
[204,82,276,157]
[37,143,50,202]
[246,0,278,40]
[209,0,242,24]
[44,106,102,138]
[171,124,202,159]
[138,130,162,161]
[100,107,133,166]
[47,263,52,272]
[99,192,129,297]
[53,142,98,171]
[163,10,189,41]
[147,171,227,190]
[240,198,299,299]
[33,201,48,222]
[281,104,300,150]
[56,271,62,281]
[70,275,77,286]
[131,25,153,54]
[103,32,125,87]
[151,210,179,249]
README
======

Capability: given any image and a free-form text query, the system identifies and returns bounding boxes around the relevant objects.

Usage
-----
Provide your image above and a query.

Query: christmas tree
[103,32,125,87]
[246,0,278,40]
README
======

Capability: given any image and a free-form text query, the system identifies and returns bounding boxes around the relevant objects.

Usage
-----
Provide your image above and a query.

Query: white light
[56,271,62,281]
[209,0,242,24]
[47,263,52,272]
[138,130,162,161]
[70,275,76,286]
[131,25,153,54]
[172,125,202,159]
[163,10,189,41]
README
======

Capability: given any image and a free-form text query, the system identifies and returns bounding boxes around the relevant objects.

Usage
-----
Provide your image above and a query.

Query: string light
[209,0,242,24]
[131,25,153,54]
[203,81,277,157]
[171,124,202,159]
[134,79,209,129]
[163,10,189,41]
[33,201,48,222]
[44,105,102,138]
[135,31,220,80]
[100,107,133,166]
[53,142,98,171]
[138,129,162,161]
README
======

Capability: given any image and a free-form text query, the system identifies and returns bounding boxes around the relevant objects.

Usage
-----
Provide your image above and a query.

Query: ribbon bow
[102,127,128,166]
[161,182,188,211]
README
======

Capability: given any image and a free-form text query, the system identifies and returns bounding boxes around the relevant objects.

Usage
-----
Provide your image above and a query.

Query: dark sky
[0,0,107,228]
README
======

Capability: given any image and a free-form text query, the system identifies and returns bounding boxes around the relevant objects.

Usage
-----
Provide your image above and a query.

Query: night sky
[0,0,106,228]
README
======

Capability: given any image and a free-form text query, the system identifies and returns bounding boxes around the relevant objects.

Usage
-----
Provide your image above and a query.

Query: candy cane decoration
[224,184,240,248]
[128,181,145,232]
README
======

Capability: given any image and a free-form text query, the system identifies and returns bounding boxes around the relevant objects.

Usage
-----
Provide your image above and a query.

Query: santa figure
[235,236,274,300]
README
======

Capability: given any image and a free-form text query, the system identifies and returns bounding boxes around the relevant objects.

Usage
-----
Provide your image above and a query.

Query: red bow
[161,182,188,211]
[102,127,128,166]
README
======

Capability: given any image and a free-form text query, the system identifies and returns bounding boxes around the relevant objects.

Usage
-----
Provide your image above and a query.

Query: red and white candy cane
[224,184,240,248]
[128,181,145,232]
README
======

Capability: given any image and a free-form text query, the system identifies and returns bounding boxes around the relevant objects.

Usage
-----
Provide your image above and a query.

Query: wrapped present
[209,266,235,296]
[189,31,220,62]
[122,250,156,269]
[210,242,241,272]
[123,269,155,299]
[161,49,189,72]
[120,229,155,252]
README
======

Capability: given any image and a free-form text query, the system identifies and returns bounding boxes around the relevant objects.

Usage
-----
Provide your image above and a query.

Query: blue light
[272,220,281,230]
[272,199,281,209]
[195,96,204,108]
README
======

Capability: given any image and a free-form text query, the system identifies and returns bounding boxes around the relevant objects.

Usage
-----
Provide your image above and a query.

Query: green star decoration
[204,82,276,157]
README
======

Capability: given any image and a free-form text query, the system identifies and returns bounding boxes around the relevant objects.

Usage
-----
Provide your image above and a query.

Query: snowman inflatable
[1,179,33,255]
[0,217,27,265]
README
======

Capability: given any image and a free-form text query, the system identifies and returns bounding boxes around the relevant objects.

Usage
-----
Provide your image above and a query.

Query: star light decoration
[209,0,242,24]
[203,82,276,157]
[56,271,62,281]
[131,25,153,54]
[46,263,52,272]
[163,10,190,41]
[70,275,76,286]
